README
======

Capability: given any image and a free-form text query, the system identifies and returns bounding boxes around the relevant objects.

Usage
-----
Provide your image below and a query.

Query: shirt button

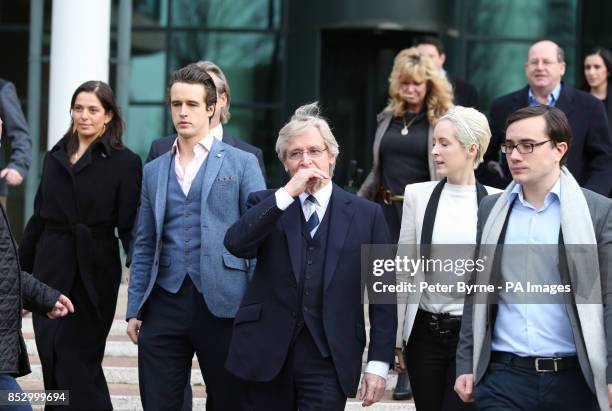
[307,260,313,265]
[308,246,315,251]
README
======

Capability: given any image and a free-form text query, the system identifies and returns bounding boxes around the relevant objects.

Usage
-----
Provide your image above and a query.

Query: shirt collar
[298,181,333,210]
[509,178,561,210]
[172,132,214,155]
[528,83,562,107]
[210,123,223,141]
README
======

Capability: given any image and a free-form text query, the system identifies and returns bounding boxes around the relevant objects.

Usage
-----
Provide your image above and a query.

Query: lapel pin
[101,153,107,158]
[216,153,222,158]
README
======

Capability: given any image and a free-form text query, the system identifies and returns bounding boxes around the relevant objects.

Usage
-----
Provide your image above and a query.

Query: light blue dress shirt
[491,179,577,357]
[528,83,562,107]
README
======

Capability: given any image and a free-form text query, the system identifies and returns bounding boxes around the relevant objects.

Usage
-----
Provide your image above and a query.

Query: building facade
[0,0,607,231]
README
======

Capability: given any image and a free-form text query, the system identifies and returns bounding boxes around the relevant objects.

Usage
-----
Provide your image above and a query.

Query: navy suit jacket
[478,84,612,196]
[146,130,266,179]
[223,185,397,397]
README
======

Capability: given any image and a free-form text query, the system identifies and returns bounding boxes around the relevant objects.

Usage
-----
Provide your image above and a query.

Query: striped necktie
[305,195,320,235]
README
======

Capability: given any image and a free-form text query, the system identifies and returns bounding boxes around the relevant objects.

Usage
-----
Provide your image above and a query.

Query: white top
[420,183,478,316]
[210,123,223,141]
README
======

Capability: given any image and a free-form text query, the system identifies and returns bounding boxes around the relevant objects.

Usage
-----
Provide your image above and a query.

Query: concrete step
[17,380,414,410]
[20,286,416,410]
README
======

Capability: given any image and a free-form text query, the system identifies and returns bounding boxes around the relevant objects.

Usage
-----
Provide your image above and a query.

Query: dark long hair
[580,47,612,91]
[65,80,124,157]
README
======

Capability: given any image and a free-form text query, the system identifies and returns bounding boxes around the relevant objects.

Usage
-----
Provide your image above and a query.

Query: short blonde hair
[386,47,454,125]
[436,106,491,168]
[276,102,340,175]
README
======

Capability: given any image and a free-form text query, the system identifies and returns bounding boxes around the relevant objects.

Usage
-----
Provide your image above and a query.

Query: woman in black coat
[19,81,142,410]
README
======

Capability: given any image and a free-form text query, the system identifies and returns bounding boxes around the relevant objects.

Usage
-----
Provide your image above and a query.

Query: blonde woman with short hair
[395,106,500,411]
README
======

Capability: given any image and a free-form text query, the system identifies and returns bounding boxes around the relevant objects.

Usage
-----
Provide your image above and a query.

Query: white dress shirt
[274,182,390,380]
[209,123,224,141]
[172,133,214,196]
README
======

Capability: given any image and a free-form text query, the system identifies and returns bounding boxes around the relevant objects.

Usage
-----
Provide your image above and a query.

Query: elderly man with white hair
[224,102,397,410]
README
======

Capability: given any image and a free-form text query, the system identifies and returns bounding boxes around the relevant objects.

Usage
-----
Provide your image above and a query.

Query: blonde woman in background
[358,47,454,242]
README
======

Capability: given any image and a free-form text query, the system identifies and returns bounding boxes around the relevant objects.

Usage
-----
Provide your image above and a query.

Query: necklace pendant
[401,126,409,136]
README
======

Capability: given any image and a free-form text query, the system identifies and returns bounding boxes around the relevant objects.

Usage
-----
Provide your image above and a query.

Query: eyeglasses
[501,140,552,154]
[287,148,328,161]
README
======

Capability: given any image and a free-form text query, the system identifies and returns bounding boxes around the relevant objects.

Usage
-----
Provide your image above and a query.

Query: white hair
[276,102,340,175]
[436,106,491,169]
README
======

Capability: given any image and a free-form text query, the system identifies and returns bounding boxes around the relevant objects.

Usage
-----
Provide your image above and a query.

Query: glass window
[171,0,279,29]
[226,106,282,184]
[124,105,166,160]
[132,0,169,28]
[464,0,577,41]
[130,47,167,102]
[168,31,283,105]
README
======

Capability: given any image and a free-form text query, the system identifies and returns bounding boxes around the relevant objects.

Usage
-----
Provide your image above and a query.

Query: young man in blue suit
[224,102,397,410]
[126,64,265,410]
[146,60,266,180]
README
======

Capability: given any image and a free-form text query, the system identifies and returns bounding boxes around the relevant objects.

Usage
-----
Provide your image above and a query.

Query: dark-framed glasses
[501,139,552,154]
[288,148,328,161]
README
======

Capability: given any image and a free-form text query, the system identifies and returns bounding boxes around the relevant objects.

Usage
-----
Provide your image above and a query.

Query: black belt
[491,351,579,373]
[416,309,462,337]
[45,222,115,237]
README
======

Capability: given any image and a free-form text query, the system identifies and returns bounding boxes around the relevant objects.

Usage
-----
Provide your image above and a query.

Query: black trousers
[475,356,598,411]
[246,327,347,411]
[404,311,477,411]
[138,278,248,411]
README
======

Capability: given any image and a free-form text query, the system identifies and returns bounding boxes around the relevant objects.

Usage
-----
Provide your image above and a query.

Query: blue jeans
[475,360,599,411]
[0,374,32,411]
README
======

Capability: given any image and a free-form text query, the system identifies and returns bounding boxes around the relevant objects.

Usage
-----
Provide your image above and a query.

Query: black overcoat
[19,133,141,410]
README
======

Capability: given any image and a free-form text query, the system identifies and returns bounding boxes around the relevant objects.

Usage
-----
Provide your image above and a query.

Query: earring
[99,123,107,137]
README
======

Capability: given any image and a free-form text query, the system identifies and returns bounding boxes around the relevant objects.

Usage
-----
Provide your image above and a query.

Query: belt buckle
[428,320,451,337]
[535,357,559,372]
[382,190,392,206]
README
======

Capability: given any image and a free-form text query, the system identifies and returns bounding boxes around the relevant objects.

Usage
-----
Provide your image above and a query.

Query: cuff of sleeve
[275,187,295,210]
[6,163,27,178]
[365,361,389,380]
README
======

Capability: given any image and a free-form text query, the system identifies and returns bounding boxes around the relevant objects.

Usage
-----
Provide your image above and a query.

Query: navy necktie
[306,195,319,234]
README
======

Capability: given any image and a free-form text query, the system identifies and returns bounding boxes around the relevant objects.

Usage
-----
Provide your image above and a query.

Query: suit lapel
[514,86,530,110]
[200,140,225,219]
[222,131,238,147]
[280,200,302,283]
[323,185,354,291]
[154,152,172,235]
[555,84,574,119]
